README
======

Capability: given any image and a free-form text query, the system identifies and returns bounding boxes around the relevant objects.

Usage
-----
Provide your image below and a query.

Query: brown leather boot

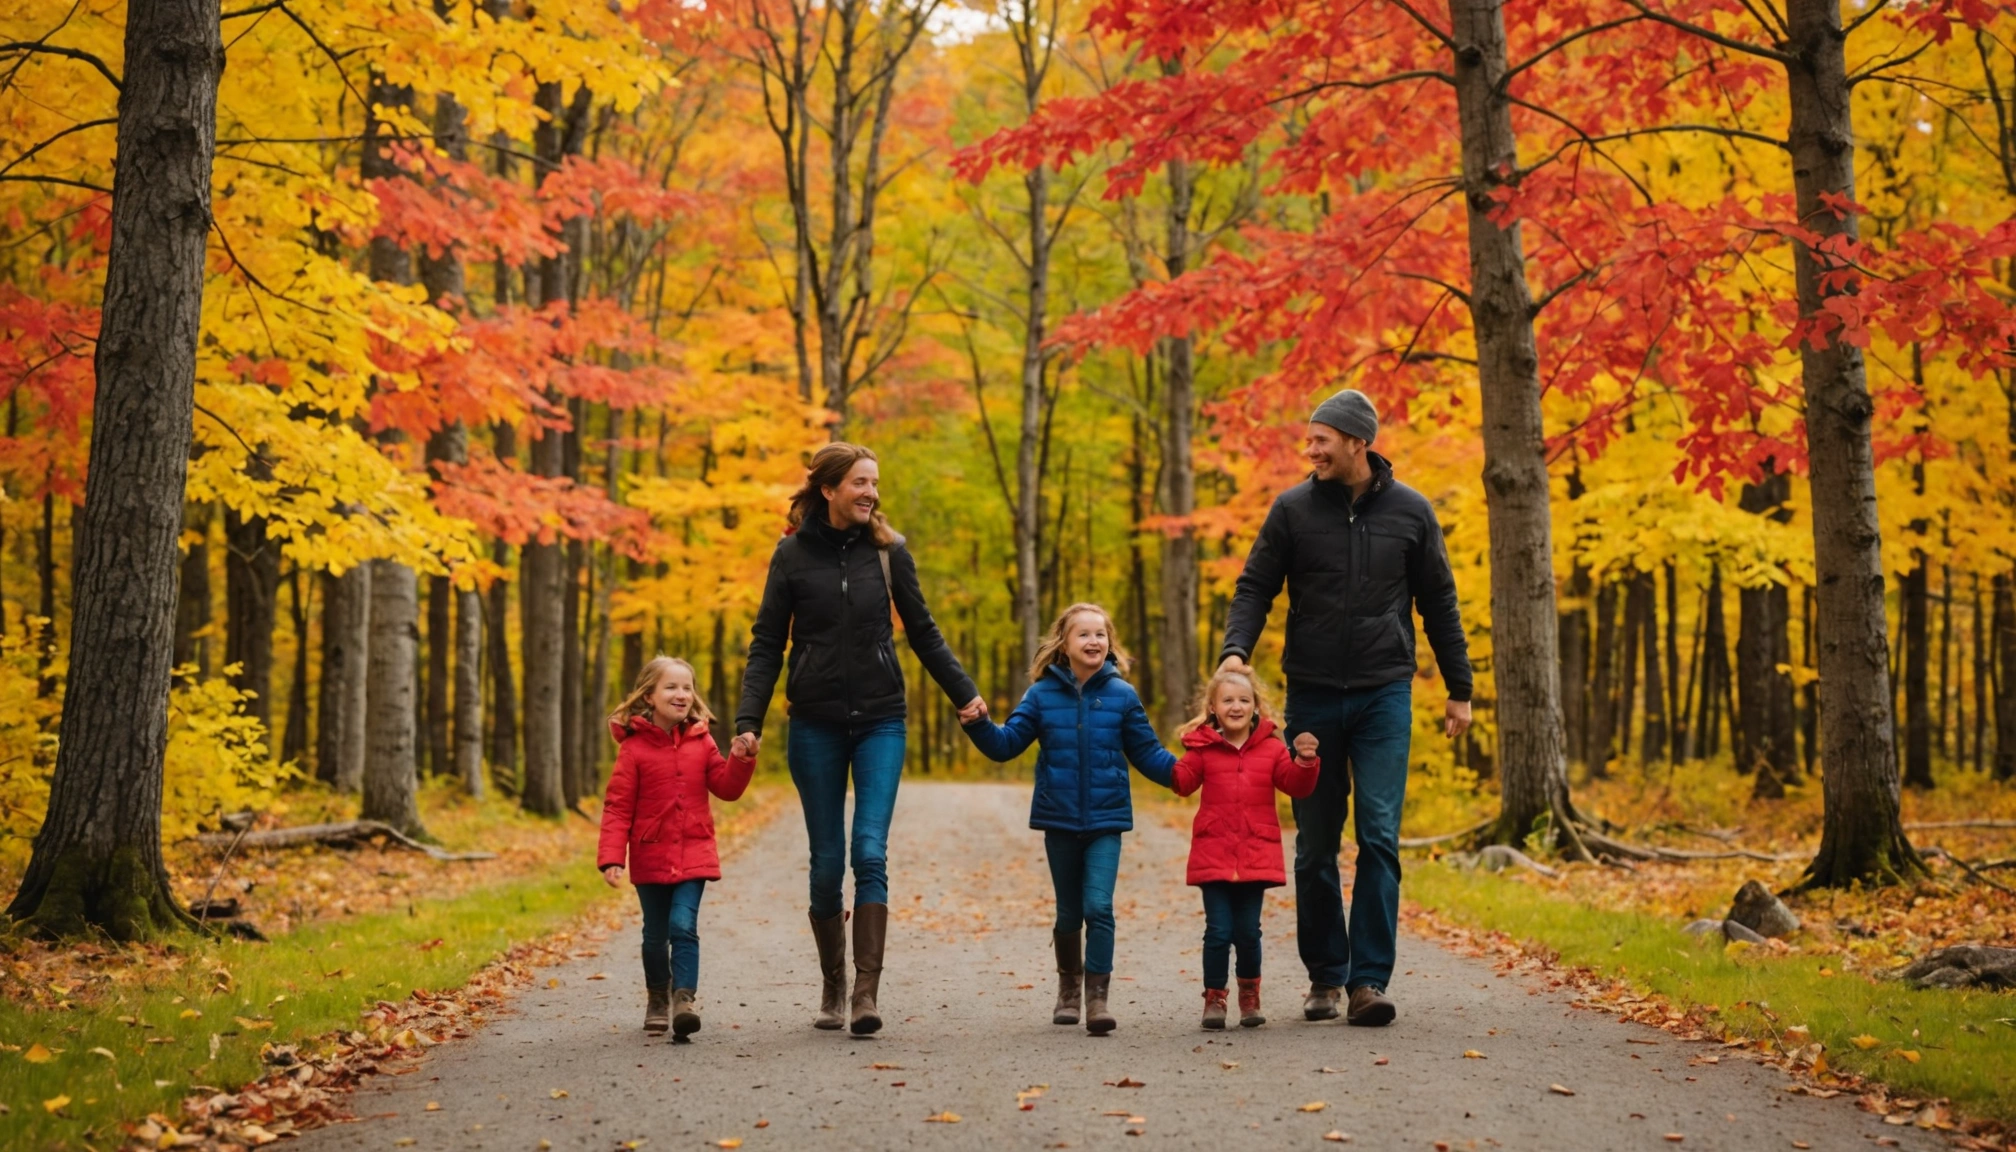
[1052,930,1083,1026]
[849,903,888,1035]
[1083,972,1116,1035]
[1237,977,1265,1027]
[1303,982,1341,1021]
[1201,988,1228,1030]
[1346,984,1396,1027]
[810,911,848,1030]
[671,988,700,1038]
[644,986,669,1034]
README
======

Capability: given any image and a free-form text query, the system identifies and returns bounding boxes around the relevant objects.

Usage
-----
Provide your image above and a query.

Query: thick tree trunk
[224,507,279,741]
[1589,579,1619,776]
[488,424,519,786]
[454,585,484,797]
[425,573,452,777]
[316,567,371,791]
[1902,556,1932,789]
[1695,563,1730,760]
[362,558,425,835]
[1619,573,1641,761]
[1156,148,1199,733]
[175,503,213,678]
[280,568,311,766]
[1996,573,2016,781]
[1559,565,1590,767]
[1937,565,1952,761]
[1783,0,1921,886]
[1451,0,1577,854]
[1638,569,1666,763]
[5,0,222,938]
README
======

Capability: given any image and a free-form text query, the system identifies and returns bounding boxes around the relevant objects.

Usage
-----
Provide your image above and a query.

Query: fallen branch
[1577,826,1800,864]
[1904,820,2016,831]
[1399,819,1492,848]
[1920,846,2016,895]
[196,820,497,862]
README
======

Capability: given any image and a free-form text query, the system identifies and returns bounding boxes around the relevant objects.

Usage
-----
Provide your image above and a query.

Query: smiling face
[651,662,698,728]
[1212,676,1257,740]
[1063,610,1112,678]
[1306,422,1369,485]
[822,457,881,530]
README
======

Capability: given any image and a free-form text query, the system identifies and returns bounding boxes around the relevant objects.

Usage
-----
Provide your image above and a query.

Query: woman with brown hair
[733,442,985,1035]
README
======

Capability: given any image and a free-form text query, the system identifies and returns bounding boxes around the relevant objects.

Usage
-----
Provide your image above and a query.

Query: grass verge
[1406,861,2016,1125]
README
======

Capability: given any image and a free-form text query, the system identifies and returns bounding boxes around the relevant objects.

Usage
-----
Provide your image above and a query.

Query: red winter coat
[597,716,756,884]
[1170,718,1320,887]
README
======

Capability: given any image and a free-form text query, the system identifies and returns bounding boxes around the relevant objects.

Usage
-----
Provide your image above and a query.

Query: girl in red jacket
[1171,669,1320,1030]
[598,656,756,1039]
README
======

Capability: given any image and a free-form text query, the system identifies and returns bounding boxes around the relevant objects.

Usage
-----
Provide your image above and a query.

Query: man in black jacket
[1218,388,1472,1028]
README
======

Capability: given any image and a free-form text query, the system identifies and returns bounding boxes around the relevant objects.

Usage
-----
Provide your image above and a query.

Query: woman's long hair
[1027,602,1132,685]
[609,655,716,735]
[786,441,898,546]
[1177,667,1279,737]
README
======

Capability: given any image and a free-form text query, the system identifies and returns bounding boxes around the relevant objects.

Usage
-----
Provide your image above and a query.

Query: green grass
[0,868,622,1150]
[1407,863,2016,1123]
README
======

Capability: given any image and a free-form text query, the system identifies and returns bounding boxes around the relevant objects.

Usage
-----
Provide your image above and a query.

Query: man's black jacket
[737,518,977,735]
[1219,453,1472,701]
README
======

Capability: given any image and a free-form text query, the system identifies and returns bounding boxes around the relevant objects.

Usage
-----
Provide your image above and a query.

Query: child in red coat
[598,656,756,1039]
[1171,668,1320,1029]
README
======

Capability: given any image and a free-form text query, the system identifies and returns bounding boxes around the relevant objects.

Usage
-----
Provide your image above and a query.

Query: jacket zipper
[1077,677,1090,824]
[838,536,856,718]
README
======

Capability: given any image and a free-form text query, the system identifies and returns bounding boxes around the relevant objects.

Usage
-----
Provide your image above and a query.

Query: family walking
[595,388,1472,1042]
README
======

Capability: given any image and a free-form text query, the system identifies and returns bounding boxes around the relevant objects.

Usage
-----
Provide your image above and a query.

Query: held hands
[601,864,624,888]
[730,732,761,760]
[1445,699,1473,740]
[956,696,989,725]
[1292,731,1319,762]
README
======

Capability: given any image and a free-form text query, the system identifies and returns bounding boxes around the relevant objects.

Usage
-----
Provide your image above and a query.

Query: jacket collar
[612,713,710,744]
[1043,658,1119,694]
[1180,715,1276,750]
[1311,451,1395,511]
[805,516,868,550]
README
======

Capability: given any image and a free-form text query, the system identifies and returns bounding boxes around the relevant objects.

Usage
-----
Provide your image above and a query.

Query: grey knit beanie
[1311,388,1378,445]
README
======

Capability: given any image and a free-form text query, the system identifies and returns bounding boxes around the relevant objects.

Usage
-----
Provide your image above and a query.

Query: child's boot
[1201,988,1228,1030]
[671,989,700,1038]
[1237,977,1265,1028]
[1052,930,1083,1025]
[810,911,848,1030]
[644,986,670,1035]
[1083,972,1116,1035]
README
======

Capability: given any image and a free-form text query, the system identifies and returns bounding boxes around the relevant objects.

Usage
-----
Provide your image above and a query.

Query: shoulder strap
[878,545,894,616]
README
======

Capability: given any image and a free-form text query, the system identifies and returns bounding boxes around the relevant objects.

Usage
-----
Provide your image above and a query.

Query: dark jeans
[1285,679,1412,991]
[1045,831,1121,974]
[636,880,706,991]
[1199,880,1267,989]
[787,716,906,920]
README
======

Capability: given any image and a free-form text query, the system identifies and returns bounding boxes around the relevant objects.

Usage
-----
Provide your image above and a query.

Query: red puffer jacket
[1171,718,1320,887]
[597,716,756,884]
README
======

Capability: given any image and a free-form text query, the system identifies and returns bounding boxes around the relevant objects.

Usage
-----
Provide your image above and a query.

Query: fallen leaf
[1126,1116,1146,1124]
[23,1043,53,1063]
[1020,1103,1035,1111]
[1793,1143,1812,1149]
[234,1017,274,1031]
[1665,1136,1684,1144]
[714,1141,742,1150]
[417,938,444,951]
[180,1009,202,1020]
[1220,1060,1239,1069]
[871,1062,904,1070]
[392,1140,415,1148]
[1104,1077,1146,1088]
[1373,1056,1389,1066]
[1851,1034,1881,1050]
[1299,1102,1327,1113]
[587,973,609,981]
[1319,1067,1344,1074]
[1462,1050,1486,1059]
[43,1095,70,1114]
[547,978,560,988]
[550,1089,569,1099]
[1549,1084,1575,1096]
[619,1141,646,1150]
[242,1126,280,1146]
[924,1112,961,1123]
[1323,1133,1352,1144]
[425,1101,441,1112]
[1893,1050,1921,1064]
[754,1120,769,1129]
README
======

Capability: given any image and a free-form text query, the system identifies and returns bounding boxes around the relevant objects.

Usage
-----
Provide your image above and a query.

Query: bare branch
[0,40,120,89]
[1619,2,1795,65]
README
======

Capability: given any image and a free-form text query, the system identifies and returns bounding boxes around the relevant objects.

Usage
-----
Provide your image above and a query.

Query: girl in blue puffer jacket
[962,602,1176,1035]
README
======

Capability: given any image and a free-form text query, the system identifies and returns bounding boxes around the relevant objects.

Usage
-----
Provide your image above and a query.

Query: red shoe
[1237,977,1264,1027]
[1201,988,1228,1030]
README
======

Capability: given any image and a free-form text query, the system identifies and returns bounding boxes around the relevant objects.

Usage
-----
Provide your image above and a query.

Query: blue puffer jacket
[962,660,1177,833]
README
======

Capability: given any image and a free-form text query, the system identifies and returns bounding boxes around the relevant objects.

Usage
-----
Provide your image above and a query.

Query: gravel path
[297,782,1938,1152]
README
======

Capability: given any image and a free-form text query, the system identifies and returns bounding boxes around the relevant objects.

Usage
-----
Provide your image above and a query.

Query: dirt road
[297,782,1935,1151]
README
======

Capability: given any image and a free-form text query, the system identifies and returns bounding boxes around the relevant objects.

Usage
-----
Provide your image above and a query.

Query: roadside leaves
[924,1111,961,1123]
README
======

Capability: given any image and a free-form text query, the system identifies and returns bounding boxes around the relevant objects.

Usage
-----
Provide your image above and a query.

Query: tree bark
[1903,556,1933,789]
[1996,573,2016,781]
[280,568,311,766]
[1619,572,1642,761]
[224,506,279,742]
[316,567,370,791]
[5,0,223,938]
[361,558,425,835]
[1737,469,1800,797]
[1450,0,1577,855]
[1783,0,1921,887]
[1638,569,1666,762]
[1559,564,1590,767]
[1156,140,1199,733]
[174,503,213,678]
[1694,563,1731,760]
[1589,578,1619,776]
[487,424,519,786]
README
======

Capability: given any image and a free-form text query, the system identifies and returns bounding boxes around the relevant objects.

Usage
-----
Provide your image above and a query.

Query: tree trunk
[280,568,311,766]
[1619,572,1641,761]
[1783,0,1921,887]
[454,585,484,798]
[36,493,60,697]
[1559,564,1590,767]
[425,573,452,777]
[1973,574,1987,773]
[1737,469,1800,797]
[317,567,370,791]
[174,503,212,678]
[488,425,519,786]
[1589,579,1618,776]
[361,558,425,835]
[1639,568,1666,764]
[1695,563,1730,761]
[5,0,222,938]
[1996,573,2016,781]
[1451,0,1576,853]
[224,503,279,741]
[1903,555,1932,789]
[1014,160,1051,694]
[1156,145,1199,733]
[1937,564,1952,762]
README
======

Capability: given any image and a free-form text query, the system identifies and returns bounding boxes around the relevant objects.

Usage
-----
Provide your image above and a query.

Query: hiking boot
[1303,982,1341,1021]
[671,988,700,1038]
[1237,977,1265,1028]
[810,910,848,1030]
[1052,929,1084,1026]
[644,986,670,1034]
[1346,984,1396,1027]
[1201,988,1228,1030]
[1083,972,1117,1035]
[850,903,888,1035]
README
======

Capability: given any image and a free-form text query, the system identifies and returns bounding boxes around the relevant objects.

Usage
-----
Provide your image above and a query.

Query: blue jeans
[636,880,706,990]
[788,716,906,919]
[1199,881,1266,989]
[1286,679,1412,991]
[1045,831,1121,974]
